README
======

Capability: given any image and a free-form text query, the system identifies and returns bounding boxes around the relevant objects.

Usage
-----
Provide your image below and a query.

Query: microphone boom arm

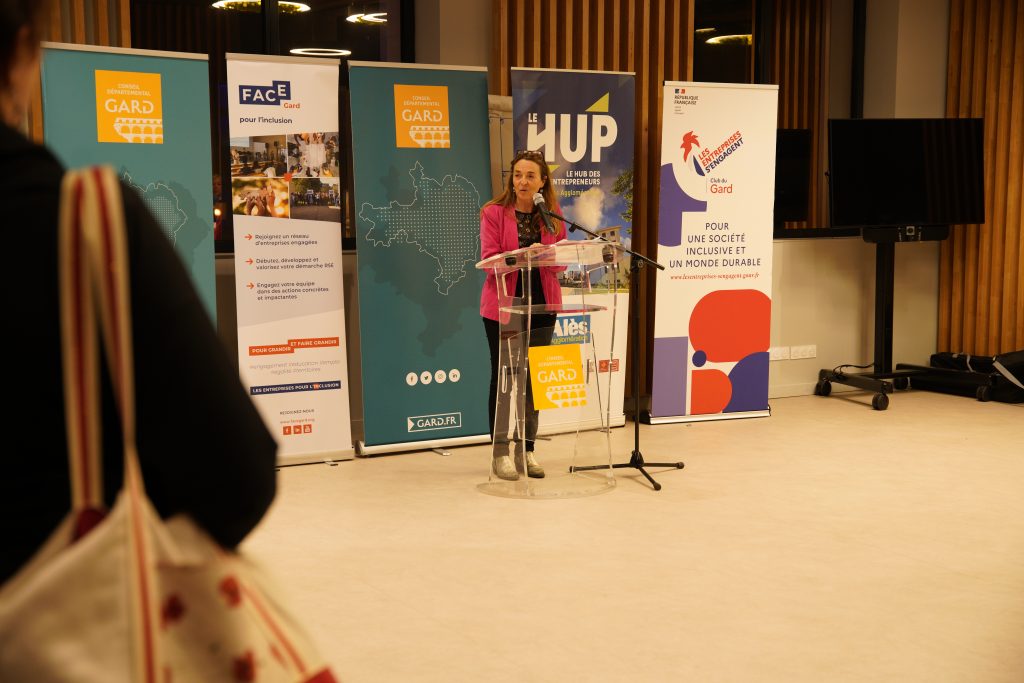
[536,206,665,271]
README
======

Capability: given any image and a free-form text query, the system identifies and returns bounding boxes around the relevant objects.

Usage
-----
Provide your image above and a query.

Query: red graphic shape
[161,594,185,628]
[689,289,770,362]
[681,130,701,161]
[283,426,292,435]
[219,576,242,607]
[302,424,312,433]
[691,369,732,414]
[233,651,255,682]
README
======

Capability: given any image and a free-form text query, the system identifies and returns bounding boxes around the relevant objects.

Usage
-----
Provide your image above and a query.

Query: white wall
[415,0,492,75]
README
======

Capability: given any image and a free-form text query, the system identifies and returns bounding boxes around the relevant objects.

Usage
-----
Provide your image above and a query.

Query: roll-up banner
[40,43,216,319]
[226,54,352,462]
[650,82,778,423]
[349,62,492,454]
[510,67,634,432]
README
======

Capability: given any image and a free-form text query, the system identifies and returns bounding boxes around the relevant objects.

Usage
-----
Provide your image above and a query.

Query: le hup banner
[511,67,635,432]
[651,82,778,421]
[40,43,217,319]
[226,53,352,462]
[349,62,492,452]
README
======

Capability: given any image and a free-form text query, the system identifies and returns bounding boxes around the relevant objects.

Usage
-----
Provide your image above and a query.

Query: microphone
[533,192,555,234]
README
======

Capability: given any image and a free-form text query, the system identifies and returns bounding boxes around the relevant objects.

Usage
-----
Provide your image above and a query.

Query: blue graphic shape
[724,352,769,412]
[692,349,707,367]
[692,155,705,176]
[657,162,708,247]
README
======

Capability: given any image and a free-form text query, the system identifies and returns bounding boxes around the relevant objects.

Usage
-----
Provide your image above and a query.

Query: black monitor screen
[828,118,984,228]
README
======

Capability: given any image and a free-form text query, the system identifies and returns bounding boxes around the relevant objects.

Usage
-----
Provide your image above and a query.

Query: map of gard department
[123,171,189,245]
[359,162,481,295]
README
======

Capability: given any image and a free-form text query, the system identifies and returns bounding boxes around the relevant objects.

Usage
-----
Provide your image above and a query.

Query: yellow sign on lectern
[528,344,588,410]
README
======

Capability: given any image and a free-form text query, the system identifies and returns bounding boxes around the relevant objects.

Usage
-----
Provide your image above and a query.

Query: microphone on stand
[533,192,557,234]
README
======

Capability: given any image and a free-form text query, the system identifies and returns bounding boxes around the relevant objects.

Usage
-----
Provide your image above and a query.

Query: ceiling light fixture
[289,48,352,57]
[211,1,311,14]
[706,34,752,46]
[346,12,387,24]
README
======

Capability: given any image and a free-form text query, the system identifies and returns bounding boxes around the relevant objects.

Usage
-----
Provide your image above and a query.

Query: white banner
[227,54,352,461]
[651,82,778,421]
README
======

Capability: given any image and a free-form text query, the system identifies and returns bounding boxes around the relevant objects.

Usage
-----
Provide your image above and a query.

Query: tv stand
[814,225,949,410]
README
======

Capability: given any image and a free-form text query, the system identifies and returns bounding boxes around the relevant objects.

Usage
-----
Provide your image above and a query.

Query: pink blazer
[479,202,567,321]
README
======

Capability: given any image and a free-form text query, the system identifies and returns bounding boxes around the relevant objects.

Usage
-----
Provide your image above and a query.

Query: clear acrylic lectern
[475,239,625,499]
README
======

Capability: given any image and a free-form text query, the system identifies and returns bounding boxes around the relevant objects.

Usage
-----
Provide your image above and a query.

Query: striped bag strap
[59,167,105,537]
[60,166,160,682]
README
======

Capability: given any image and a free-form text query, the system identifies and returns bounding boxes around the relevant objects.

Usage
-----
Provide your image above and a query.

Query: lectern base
[477,470,615,499]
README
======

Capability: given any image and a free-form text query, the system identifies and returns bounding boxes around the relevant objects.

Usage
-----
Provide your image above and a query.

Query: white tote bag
[0,167,337,683]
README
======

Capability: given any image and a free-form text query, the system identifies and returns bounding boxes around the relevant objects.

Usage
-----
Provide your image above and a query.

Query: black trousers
[483,314,556,455]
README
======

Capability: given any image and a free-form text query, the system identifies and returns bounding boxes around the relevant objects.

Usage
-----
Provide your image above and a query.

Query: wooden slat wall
[940,0,1023,355]
[27,0,131,142]
[767,0,830,229]
[130,1,236,55]
[492,0,695,399]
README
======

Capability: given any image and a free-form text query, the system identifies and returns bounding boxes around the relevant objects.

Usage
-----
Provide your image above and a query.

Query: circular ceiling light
[212,1,311,13]
[346,12,387,24]
[289,48,352,57]
[706,34,752,46]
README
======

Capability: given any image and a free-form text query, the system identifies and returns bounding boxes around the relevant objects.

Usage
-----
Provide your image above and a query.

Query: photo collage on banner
[511,68,635,432]
[40,43,217,319]
[227,54,352,461]
[349,63,492,452]
[651,82,779,420]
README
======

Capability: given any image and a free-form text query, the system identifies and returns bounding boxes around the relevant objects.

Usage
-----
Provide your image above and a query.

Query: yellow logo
[528,345,587,410]
[95,70,163,144]
[393,84,450,149]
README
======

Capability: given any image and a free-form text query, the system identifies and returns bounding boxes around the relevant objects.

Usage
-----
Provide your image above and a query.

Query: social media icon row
[406,368,461,386]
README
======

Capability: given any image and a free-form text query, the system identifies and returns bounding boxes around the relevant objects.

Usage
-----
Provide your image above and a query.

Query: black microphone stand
[538,207,684,491]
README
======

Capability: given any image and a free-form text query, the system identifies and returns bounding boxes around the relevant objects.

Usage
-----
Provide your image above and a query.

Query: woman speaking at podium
[479,150,566,481]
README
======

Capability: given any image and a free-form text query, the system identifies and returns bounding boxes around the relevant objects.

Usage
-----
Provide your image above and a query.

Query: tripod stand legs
[570,450,685,491]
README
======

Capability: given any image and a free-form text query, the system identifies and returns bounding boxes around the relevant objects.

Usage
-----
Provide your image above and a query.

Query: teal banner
[40,45,216,319]
[349,63,491,448]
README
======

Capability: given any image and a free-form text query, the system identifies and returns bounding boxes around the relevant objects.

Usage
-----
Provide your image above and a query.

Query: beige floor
[245,391,1024,682]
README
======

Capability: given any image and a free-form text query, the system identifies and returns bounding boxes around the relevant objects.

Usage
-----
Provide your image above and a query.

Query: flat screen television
[828,118,985,228]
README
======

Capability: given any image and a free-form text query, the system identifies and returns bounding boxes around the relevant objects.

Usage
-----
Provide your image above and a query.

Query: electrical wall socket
[768,346,790,360]
[791,344,817,359]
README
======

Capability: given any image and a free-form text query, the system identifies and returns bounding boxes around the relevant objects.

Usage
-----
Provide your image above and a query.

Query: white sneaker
[514,450,545,478]
[492,455,519,481]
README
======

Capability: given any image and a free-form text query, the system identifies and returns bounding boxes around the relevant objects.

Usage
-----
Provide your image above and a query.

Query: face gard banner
[650,82,778,421]
[41,43,217,319]
[510,67,635,432]
[349,62,491,452]
[226,54,352,462]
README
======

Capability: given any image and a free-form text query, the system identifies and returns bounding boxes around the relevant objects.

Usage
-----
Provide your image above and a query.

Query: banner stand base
[645,409,771,425]
[358,434,491,457]
[277,448,356,466]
